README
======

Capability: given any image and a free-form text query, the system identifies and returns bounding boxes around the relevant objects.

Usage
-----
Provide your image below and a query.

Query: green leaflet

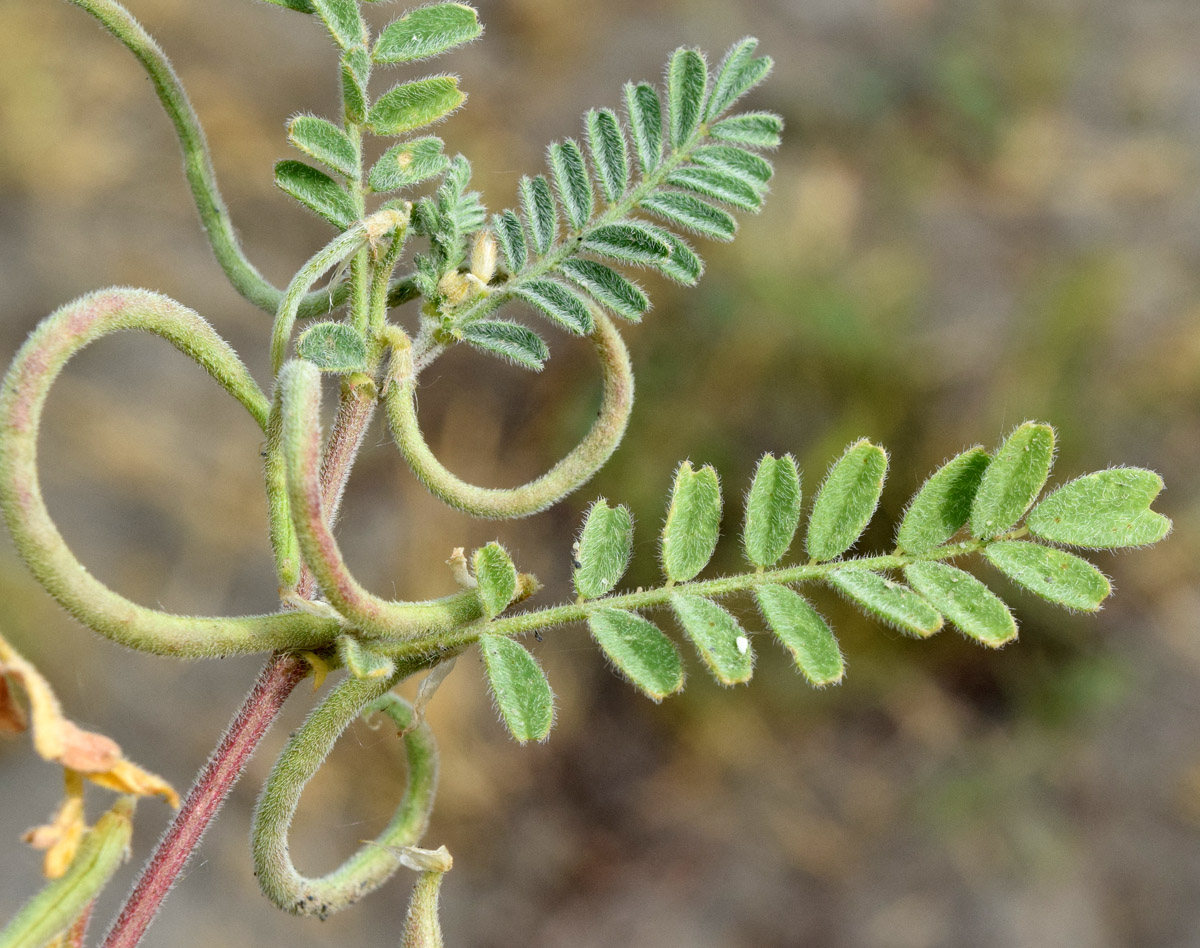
[336,634,396,680]
[704,38,774,122]
[806,439,888,562]
[666,166,762,211]
[754,585,843,685]
[742,453,801,568]
[573,501,634,600]
[492,211,528,273]
[459,321,548,370]
[311,0,367,48]
[984,540,1111,612]
[895,447,990,554]
[473,542,518,618]
[670,593,753,685]
[340,46,371,124]
[583,222,671,266]
[640,191,737,242]
[519,175,557,254]
[274,160,356,229]
[828,570,944,638]
[691,144,773,190]
[514,280,593,335]
[368,76,466,135]
[661,461,722,583]
[1026,468,1171,549]
[287,115,358,178]
[904,562,1017,648]
[588,608,684,700]
[652,230,704,285]
[708,111,783,148]
[548,139,594,231]
[296,321,368,373]
[970,423,1055,538]
[479,635,554,743]
[367,137,448,192]
[0,798,134,948]
[373,3,482,64]
[559,258,649,321]
[586,108,630,204]
[624,81,664,175]
[260,0,316,11]
[666,47,707,149]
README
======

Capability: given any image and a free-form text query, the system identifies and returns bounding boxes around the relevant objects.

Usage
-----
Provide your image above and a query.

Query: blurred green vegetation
[1,0,1198,946]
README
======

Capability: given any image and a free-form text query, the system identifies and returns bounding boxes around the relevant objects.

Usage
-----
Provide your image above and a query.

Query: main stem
[100,652,308,948]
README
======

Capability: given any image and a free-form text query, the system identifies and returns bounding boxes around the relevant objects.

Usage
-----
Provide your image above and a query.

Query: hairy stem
[101,653,308,948]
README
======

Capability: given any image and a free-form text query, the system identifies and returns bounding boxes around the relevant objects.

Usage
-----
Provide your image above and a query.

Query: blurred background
[1,0,1199,945]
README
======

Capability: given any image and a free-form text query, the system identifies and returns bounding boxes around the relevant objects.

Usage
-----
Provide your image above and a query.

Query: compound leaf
[369,76,466,135]
[1026,468,1171,549]
[513,280,593,335]
[460,320,548,370]
[296,321,367,373]
[287,115,358,178]
[896,447,990,554]
[904,561,1017,647]
[588,608,684,701]
[473,542,517,618]
[661,461,722,583]
[573,501,634,600]
[754,584,842,686]
[743,453,801,568]
[367,136,449,192]
[970,422,1055,538]
[586,108,630,204]
[274,160,356,229]
[479,635,554,743]
[828,570,943,638]
[806,440,888,562]
[666,47,707,149]
[984,540,1110,612]
[548,139,594,231]
[560,258,649,321]
[670,593,753,685]
[373,3,482,64]
[624,81,664,175]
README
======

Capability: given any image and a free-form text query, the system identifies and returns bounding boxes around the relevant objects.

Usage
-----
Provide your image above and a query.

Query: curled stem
[385,311,635,519]
[278,360,485,638]
[251,678,439,919]
[0,288,340,657]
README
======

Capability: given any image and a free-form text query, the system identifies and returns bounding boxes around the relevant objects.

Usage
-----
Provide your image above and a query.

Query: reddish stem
[65,898,95,948]
[101,652,307,948]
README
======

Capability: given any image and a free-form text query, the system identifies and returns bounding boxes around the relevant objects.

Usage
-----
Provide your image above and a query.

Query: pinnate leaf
[896,447,990,554]
[806,440,888,562]
[588,609,684,700]
[743,453,801,568]
[670,594,753,685]
[1026,468,1171,549]
[479,636,554,743]
[904,562,1017,647]
[514,280,593,335]
[828,570,944,638]
[473,542,518,618]
[573,501,634,600]
[661,461,722,582]
[274,160,356,229]
[754,585,842,685]
[984,541,1110,612]
[373,3,482,64]
[368,137,449,192]
[666,47,707,149]
[970,422,1055,538]
[460,321,548,370]
[560,259,649,321]
[369,76,466,135]
[288,115,357,178]
[708,111,783,148]
[296,321,368,373]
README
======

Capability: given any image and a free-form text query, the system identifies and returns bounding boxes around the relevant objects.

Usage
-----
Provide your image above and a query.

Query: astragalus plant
[0,2,1171,946]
